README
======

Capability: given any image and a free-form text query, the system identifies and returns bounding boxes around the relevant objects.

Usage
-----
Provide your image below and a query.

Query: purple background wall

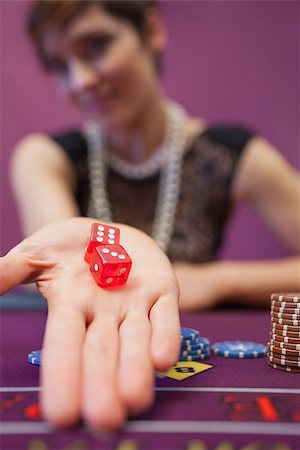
[1,1,299,261]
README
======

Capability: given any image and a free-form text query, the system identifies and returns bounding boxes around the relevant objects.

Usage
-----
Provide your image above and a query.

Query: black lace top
[51,125,254,262]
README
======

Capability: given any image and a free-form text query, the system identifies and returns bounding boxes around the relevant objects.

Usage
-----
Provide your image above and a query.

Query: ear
[144,8,168,52]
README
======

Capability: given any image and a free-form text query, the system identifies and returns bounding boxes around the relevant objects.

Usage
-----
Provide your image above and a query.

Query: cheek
[100,42,149,92]
[100,54,132,87]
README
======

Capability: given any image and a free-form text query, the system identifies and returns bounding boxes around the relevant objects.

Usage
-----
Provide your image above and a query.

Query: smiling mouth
[81,95,116,114]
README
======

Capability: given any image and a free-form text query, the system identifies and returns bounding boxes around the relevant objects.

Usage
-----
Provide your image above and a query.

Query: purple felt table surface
[0,294,299,450]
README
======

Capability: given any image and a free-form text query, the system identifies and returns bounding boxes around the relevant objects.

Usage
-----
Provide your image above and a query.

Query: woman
[2,0,299,431]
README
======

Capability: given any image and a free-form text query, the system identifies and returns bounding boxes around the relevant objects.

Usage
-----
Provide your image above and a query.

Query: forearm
[220,256,300,306]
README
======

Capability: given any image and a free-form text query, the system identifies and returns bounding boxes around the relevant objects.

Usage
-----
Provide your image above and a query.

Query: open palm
[0,217,180,430]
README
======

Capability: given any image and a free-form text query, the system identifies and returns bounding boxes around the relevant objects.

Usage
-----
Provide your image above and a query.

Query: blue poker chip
[181,337,210,351]
[180,348,210,358]
[180,336,201,346]
[212,341,268,359]
[181,327,200,342]
[28,349,42,366]
[179,352,210,362]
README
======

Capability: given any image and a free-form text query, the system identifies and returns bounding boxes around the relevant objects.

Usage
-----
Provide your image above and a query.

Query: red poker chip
[268,361,300,373]
[271,310,300,318]
[271,293,300,303]
[271,329,300,338]
[268,344,300,357]
[268,349,300,364]
[271,302,300,313]
[271,317,300,327]
[270,333,300,344]
[271,311,300,321]
[271,306,300,316]
[271,322,300,330]
[270,329,300,339]
[271,320,300,331]
[268,349,300,361]
[271,319,300,326]
[269,339,300,351]
[268,354,300,368]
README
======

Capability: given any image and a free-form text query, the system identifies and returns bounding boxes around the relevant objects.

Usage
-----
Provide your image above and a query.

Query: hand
[0,218,180,430]
[173,262,228,311]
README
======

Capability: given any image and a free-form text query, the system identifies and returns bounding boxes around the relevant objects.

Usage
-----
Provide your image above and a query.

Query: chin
[98,115,124,133]
[83,104,136,132]
[101,111,135,133]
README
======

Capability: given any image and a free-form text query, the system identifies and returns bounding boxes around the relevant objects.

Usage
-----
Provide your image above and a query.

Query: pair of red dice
[84,223,132,288]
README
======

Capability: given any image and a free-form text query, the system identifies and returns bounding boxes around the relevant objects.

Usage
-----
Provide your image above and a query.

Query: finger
[0,250,33,294]
[82,316,125,431]
[0,246,54,295]
[41,305,86,427]
[118,314,154,414]
[149,293,181,371]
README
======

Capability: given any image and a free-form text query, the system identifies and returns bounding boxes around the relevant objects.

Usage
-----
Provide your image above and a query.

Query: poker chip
[268,354,300,367]
[180,348,210,358]
[179,353,209,362]
[271,323,300,334]
[179,327,210,361]
[271,305,300,314]
[28,350,41,366]
[271,328,300,339]
[181,337,210,351]
[271,301,300,311]
[212,341,267,358]
[268,350,300,362]
[181,327,200,342]
[268,292,300,372]
[271,308,300,317]
[268,343,300,356]
[269,339,300,351]
[271,315,300,326]
[271,293,300,303]
[268,361,300,373]
[270,333,300,343]
[271,310,300,320]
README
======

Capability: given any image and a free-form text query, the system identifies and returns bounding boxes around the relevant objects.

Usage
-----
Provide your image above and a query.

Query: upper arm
[231,136,300,253]
[10,133,80,236]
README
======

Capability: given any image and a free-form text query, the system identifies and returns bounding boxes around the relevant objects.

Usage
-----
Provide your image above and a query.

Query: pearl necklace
[84,102,187,252]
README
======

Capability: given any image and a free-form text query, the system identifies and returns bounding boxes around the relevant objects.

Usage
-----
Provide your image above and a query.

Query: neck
[105,97,167,164]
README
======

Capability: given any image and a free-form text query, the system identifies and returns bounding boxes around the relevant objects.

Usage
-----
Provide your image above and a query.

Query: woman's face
[42,5,165,131]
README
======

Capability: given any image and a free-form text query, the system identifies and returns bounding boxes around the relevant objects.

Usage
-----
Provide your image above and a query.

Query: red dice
[90,244,132,288]
[84,223,120,263]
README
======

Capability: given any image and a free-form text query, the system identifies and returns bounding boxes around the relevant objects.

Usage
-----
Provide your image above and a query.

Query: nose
[68,58,99,93]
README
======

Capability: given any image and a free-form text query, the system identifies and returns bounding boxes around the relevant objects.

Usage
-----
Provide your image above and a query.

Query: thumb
[0,244,54,295]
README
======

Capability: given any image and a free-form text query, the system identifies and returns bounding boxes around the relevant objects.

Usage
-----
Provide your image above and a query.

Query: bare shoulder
[185,116,207,150]
[231,136,299,252]
[10,132,76,194]
[232,136,299,202]
[11,132,72,171]
[10,133,79,235]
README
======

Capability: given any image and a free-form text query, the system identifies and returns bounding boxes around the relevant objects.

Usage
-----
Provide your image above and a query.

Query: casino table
[0,292,299,450]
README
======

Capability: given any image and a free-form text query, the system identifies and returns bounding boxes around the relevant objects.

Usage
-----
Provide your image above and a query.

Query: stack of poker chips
[179,327,210,361]
[268,292,300,373]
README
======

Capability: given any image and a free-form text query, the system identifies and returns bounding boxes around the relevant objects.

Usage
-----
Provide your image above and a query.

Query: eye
[84,35,114,59]
[47,59,68,76]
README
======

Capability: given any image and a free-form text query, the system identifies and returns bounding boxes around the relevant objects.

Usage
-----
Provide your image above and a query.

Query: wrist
[214,261,240,303]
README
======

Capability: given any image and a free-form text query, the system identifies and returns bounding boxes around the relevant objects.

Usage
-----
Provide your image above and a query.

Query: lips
[81,95,113,112]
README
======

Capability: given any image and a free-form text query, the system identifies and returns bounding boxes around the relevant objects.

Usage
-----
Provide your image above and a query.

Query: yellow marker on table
[157,361,213,381]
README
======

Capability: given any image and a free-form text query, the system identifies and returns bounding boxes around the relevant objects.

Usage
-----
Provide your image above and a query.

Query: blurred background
[1,0,299,261]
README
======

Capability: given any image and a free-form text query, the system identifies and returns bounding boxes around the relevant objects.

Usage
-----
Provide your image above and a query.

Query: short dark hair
[27,0,158,70]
